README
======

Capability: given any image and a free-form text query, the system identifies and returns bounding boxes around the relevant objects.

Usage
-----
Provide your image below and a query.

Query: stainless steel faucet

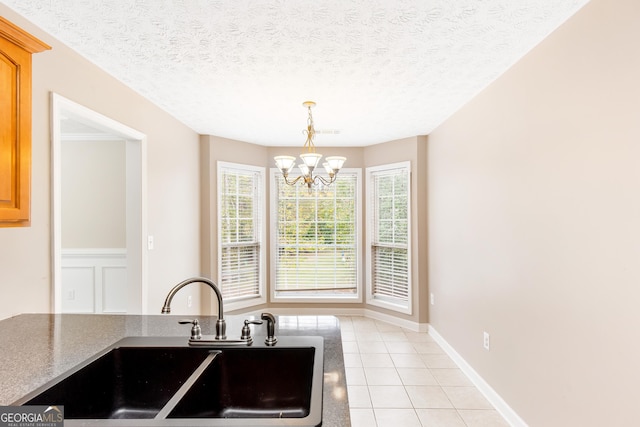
[161,277,226,340]
[162,277,279,347]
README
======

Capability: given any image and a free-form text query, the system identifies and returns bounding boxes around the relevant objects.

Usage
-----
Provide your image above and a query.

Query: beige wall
[61,139,126,249]
[0,6,202,319]
[427,0,640,425]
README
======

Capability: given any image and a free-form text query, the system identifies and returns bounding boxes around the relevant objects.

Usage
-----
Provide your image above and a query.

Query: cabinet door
[0,38,31,225]
[0,17,50,227]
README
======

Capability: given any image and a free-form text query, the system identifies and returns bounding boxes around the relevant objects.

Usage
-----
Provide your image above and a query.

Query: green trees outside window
[274,172,359,296]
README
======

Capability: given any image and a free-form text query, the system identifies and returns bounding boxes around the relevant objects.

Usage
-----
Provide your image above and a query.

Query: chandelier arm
[283,174,306,186]
[313,174,337,186]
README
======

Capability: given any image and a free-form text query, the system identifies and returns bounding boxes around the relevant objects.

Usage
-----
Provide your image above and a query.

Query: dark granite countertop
[0,313,350,426]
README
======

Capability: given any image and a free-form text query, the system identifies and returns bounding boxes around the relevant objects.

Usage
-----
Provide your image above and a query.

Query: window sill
[271,292,362,304]
[224,295,267,312]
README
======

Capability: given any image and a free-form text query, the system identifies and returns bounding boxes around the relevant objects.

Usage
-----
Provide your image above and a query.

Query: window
[218,162,265,309]
[366,162,411,314]
[271,169,361,302]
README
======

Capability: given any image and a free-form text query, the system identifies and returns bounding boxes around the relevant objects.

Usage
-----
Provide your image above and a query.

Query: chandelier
[274,101,346,189]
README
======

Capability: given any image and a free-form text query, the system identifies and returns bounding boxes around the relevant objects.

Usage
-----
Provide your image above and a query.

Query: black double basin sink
[14,336,324,426]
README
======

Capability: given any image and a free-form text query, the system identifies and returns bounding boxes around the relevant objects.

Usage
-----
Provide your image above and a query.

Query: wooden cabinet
[0,17,50,227]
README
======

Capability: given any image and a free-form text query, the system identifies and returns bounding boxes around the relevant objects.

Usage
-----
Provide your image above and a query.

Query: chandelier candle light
[274,101,346,190]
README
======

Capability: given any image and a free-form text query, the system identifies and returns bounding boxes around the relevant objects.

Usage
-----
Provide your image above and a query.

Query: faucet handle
[241,319,263,341]
[178,319,202,340]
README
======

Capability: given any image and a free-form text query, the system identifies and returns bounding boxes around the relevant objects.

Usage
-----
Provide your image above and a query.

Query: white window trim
[217,161,266,311]
[270,167,363,303]
[365,161,412,315]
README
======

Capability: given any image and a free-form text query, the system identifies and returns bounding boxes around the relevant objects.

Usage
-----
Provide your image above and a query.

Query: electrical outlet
[187,295,192,308]
[483,331,490,351]
[430,293,435,305]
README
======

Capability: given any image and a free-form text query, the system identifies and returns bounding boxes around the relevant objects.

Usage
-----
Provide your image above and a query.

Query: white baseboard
[429,325,528,427]
[362,308,429,332]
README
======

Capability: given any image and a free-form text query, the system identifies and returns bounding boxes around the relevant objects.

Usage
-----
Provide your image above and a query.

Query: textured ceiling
[3,0,589,146]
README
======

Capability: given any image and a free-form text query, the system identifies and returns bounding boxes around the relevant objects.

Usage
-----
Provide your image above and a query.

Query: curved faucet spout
[161,277,226,340]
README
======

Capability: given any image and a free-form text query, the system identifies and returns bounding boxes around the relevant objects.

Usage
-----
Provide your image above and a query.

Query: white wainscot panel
[61,267,95,313]
[102,266,127,313]
[61,249,127,314]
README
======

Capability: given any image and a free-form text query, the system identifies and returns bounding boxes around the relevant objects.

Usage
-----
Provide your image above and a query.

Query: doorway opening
[51,93,148,314]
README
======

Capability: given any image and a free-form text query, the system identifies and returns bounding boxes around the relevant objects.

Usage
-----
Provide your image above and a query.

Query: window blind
[274,173,358,295]
[370,165,410,304]
[219,165,262,300]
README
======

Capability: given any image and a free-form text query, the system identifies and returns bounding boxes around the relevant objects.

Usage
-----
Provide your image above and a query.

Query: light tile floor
[338,316,510,427]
